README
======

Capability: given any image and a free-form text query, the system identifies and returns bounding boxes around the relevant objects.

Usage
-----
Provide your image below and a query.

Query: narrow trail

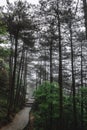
[0,107,31,130]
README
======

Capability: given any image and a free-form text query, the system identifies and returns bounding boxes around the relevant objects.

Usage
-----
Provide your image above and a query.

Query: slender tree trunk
[44,49,47,81]
[39,65,42,85]
[69,22,77,129]
[23,50,28,102]
[81,42,84,129]
[7,34,14,116]
[49,41,53,130]
[50,41,53,83]
[57,6,63,128]
[12,35,18,108]
[14,44,25,109]
[83,0,87,39]
[8,34,18,114]
[36,70,38,89]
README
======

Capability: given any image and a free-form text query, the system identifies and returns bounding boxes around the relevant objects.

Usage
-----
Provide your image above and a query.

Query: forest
[0,0,87,130]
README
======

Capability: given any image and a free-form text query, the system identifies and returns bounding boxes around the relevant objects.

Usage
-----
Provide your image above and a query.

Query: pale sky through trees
[0,0,39,6]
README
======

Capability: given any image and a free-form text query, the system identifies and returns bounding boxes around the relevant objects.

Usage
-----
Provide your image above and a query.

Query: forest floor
[0,107,31,130]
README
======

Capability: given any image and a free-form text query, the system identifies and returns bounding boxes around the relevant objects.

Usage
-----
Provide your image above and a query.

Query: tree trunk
[23,50,28,103]
[14,43,25,109]
[83,0,87,39]
[7,34,14,117]
[69,21,77,129]
[81,41,84,128]
[8,34,18,114]
[57,8,63,129]
[50,41,53,83]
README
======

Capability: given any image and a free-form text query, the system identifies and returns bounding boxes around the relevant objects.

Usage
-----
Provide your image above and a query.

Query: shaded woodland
[0,0,87,130]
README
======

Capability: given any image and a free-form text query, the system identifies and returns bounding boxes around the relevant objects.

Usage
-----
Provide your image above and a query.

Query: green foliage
[0,17,7,44]
[33,82,59,130]
[0,47,10,60]
[0,20,7,35]
[0,14,9,122]
[78,87,87,124]
[0,58,9,122]
[33,82,87,130]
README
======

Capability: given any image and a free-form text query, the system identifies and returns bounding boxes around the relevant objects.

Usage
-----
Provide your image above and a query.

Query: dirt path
[0,107,31,130]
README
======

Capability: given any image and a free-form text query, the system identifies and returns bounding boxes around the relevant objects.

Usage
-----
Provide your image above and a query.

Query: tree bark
[8,33,18,114]
[57,2,63,128]
[83,0,87,39]
[69,21,77,128]
[81,41,84,128]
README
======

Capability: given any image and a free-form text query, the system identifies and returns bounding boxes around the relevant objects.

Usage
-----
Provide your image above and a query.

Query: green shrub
[33,82,59,130]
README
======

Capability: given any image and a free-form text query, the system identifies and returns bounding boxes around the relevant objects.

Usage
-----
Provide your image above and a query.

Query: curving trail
[0,107,31,130]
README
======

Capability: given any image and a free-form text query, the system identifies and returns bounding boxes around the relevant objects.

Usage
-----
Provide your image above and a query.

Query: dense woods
[0,0,87,130]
